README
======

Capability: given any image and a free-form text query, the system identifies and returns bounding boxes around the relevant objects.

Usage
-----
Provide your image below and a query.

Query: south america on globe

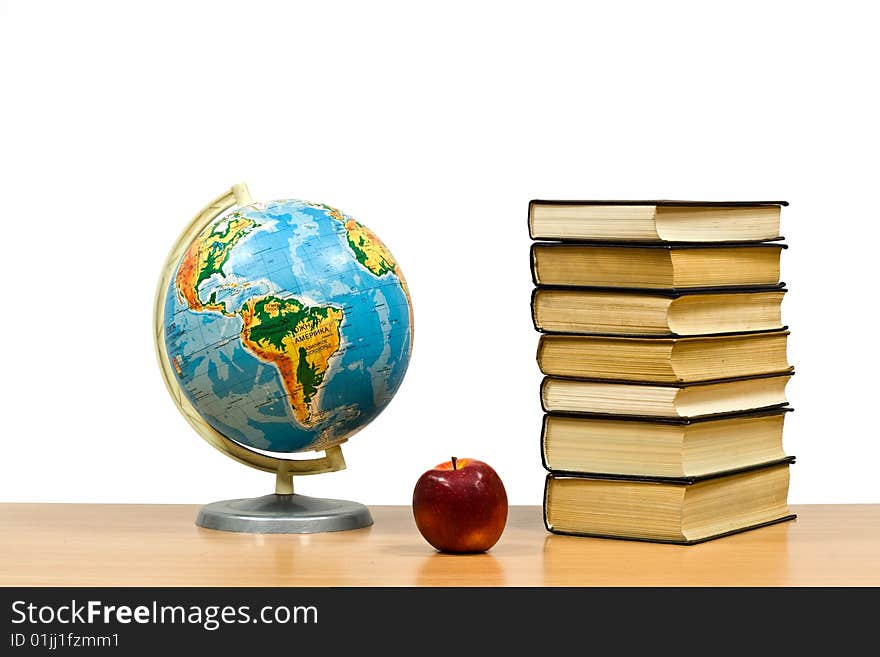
[162,200,413,454]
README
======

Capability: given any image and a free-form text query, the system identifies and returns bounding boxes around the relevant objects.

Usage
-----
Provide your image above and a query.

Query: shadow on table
[415,552,506,587]
[541,521,795,586]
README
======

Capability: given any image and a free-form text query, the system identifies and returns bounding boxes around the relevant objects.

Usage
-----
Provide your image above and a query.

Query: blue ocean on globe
[162,199,413,453]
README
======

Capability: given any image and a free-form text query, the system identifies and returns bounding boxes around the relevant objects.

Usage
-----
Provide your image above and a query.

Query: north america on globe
[163,200,412,453]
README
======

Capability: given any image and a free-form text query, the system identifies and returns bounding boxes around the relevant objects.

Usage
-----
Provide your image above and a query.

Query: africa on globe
[161,197,413,455]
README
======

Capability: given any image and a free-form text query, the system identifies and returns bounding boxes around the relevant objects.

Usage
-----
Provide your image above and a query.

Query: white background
[1,1,878,505]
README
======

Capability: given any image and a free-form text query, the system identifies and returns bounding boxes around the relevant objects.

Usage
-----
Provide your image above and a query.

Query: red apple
[412,457,508,553]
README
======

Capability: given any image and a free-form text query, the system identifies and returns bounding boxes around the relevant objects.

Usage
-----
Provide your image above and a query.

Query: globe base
[195,493,373,534]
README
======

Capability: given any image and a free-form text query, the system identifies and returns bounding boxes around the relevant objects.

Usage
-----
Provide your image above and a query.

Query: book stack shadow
[529,200,796,544]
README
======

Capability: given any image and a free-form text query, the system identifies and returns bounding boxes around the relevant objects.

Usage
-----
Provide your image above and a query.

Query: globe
[161,198,413,455]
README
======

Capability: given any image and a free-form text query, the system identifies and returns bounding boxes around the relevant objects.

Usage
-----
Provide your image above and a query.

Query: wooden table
[1,504,877,586]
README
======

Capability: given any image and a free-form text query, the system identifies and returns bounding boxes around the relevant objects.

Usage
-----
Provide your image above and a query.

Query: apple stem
[451,456,458,471]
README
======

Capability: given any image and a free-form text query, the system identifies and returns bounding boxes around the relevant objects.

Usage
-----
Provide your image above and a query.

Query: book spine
[541,473,553,534]
[529,287,541,332]
[529,243,540,285]
[538,377,550,413]
[527,200,537,241]
[539,415,550,472]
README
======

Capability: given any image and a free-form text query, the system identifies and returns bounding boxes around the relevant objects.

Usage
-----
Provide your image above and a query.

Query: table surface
[1,504,878,586]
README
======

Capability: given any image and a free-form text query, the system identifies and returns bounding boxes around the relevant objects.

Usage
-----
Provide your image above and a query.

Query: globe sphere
[162,199,412,453]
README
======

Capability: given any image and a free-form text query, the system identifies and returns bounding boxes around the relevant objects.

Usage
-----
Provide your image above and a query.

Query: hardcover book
[528,199,786,243]
[537,330,792,382]
[540,372,792,418]
[531,286,786,336]
[540,407,792,478]
[544,461,795,544]
[530,242,785,289]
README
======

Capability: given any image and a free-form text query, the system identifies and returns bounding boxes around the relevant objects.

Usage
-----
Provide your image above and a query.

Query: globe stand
[195,451,373,534]
[155,182,374,534]
[196,495,373,534]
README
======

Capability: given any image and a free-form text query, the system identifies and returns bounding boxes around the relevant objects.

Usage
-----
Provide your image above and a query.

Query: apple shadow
[415,551,506,586]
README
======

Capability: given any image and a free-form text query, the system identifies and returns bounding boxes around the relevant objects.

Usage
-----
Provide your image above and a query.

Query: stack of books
[529,200,796,544]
